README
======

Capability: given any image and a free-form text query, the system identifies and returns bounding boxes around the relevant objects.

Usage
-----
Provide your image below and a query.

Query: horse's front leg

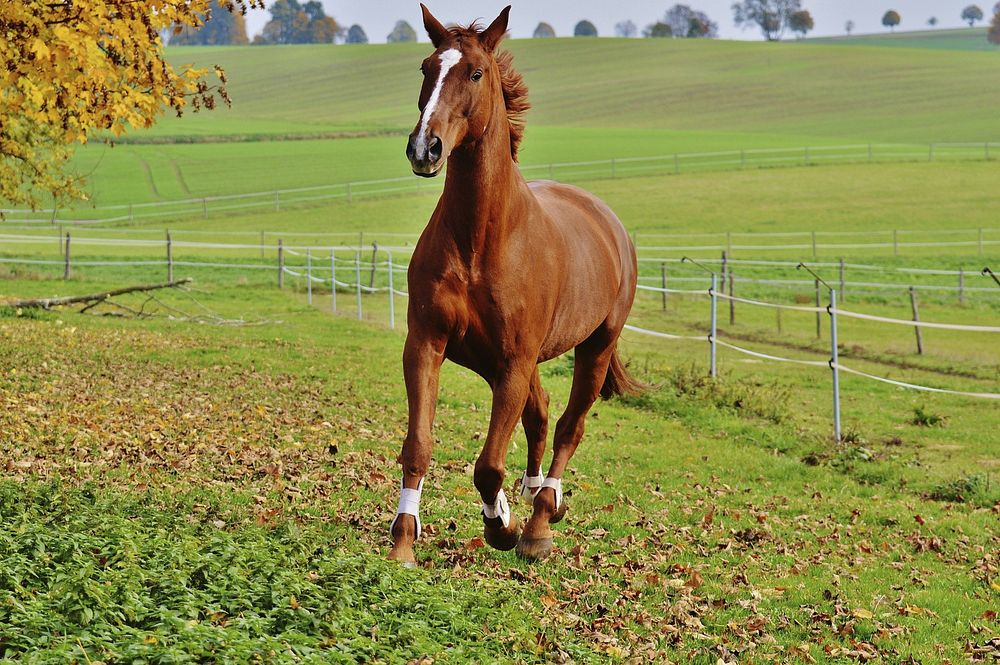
[388,335,446,567]
[476,361,534,551]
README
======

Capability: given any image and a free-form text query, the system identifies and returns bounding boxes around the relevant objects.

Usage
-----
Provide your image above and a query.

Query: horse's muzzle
[406,134,443,177]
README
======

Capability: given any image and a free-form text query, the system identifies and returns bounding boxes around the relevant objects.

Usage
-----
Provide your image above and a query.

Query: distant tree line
[171,1,1000,47]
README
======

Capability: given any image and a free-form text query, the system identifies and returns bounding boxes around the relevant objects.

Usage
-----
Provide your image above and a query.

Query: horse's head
[406,4,511,177]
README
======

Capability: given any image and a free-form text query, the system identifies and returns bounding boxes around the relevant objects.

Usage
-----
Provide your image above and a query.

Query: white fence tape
[835,364,1000,400]
[623,324,706,341]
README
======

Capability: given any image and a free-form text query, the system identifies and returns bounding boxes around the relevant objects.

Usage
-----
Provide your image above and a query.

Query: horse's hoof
[400,560,417,569]
[483,514,521,551]
[387,545,416,567]
[516,535,554,561]
[549,500,568,524]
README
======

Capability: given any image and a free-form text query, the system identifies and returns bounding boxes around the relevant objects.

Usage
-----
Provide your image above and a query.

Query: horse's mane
[450,25,530,161]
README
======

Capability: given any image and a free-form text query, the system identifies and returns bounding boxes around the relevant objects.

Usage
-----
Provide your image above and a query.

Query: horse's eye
[471,70,483,82]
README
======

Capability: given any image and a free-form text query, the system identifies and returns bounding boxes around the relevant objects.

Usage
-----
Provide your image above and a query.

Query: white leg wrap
[540,476,562,511]
[390,477,424,540]
[481,488,511,528]
[520,471,544,503]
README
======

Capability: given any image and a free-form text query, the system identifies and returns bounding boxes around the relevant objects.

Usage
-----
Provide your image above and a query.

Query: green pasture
[31,35,1000,212]
[810,26,999,52]
[1,270,997,662]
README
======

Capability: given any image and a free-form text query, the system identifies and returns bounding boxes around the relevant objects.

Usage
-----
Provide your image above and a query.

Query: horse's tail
[600,344,646,399]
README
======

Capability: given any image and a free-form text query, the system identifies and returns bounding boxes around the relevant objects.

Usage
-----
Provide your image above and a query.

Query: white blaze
[416,48,462,158]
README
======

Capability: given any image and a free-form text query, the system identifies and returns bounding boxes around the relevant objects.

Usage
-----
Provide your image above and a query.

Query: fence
[3,142,998,225]
[626,277,1000,442]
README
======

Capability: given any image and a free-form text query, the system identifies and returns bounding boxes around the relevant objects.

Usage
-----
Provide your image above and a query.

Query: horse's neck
[438,125,523,257]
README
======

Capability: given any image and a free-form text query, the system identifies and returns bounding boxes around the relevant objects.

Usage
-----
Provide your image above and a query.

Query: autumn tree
[533,22,556,38]
[615,20,638,37]
[961,5,984,26]
[664,5,718,38]
[255,0,342,44]
[732,0,802,41]
[387,20,417,43]
[345,24,368,44]
[789,9,814,38]
[170,0,249,45]
[989,11,1000,44]
[574,20,598,36]
[644,21,673,37]
[0,0,259,211]
[882,10,901,31]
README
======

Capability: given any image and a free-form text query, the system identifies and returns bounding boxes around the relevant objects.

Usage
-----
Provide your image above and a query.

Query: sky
[244,1,995,43]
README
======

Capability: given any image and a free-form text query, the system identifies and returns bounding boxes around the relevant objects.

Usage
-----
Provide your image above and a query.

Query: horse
[388,4,641,565]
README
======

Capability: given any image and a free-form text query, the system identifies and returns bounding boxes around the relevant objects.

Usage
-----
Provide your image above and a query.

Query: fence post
[347,182,352,203]
[776,308,782,335]
[728,272,735,325]
[355,251,362,321]
[306,249,313,305]
[740,150,745,169]
[166,231,173,282]
[202,198,207,219]
[929,143,934,162]
[987,142,991,160]
[909,287,923,355]
[979,228,984,256]
[720,251,728,295]
[610,158,616,178]
[274,191,280,212]
[838,257,845,303]
[549,163,554,179]
[893,229,899,257]
[814,278,821,339]
[260,231,266,259]
[673,153,679,175]
[959,267,965,304]
[804,146,810,165]
[388,251,395,330]
[368,241,379,288]
[278,239,284,289]
[63,232,71,280]
[709,273,718,379]
[660,262,667,310]
[868,143,873,162]
[129,204,134,223]
[811,231,817,260]
[829,288,842,443]
[331,251,337,313]
[58,226,64,256]
[726,231,732,257]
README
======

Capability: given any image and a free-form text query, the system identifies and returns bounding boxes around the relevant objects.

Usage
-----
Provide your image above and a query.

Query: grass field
[2,30,999,663]
[36,35,1000,211]
[810,27,999,51]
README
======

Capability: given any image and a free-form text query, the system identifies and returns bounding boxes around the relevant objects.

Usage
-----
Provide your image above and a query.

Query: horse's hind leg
[517,329,616,561]
[518,367,549,504]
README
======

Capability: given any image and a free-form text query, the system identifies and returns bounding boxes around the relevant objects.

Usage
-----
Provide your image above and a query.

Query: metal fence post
[893,229,899,257]
[355,251,362,321]
[277,239,284,289]
[306,249,313,305]
[709,273,718,379]
[829,288,842,443]
[811,231,817,259]
[388,251,395,330]
[959,267,965,304]
[728,272,735,325]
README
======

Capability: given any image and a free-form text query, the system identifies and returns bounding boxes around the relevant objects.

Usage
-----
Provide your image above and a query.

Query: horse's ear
[479,5,511,51]
[421,4,449,48]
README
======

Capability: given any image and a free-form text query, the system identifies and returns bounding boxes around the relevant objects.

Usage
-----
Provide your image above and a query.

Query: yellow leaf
[852,608,874,620]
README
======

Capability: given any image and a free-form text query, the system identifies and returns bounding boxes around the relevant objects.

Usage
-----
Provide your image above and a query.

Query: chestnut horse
[388,4,640,565]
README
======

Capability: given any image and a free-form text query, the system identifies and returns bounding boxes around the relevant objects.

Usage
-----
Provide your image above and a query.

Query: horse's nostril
[405,138,416,161]
[428,136,442,162]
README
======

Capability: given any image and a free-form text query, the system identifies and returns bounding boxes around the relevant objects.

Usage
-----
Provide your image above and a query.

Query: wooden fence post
[166,231,173,282]
[63,233,71,280]
[720,251,728,295]
[278,239,284,289]
[814,278,821,339]
[958,267,965,304]
[909,287,923,355]
[838,257,845,303]
[660,262,667,310]
[728,272,735,325]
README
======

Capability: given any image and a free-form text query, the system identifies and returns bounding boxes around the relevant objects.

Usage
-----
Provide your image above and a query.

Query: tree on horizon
[732,0,802,41]
[882,9,901,32]
[988,11,1000,43]
[387,20,417,43]
[170,0,249,45]
[789,9,814,38]
[533,22,556,38]
[574,20,598,37]
[615,20,638,37]
[254,0,343,44]
[664,4,718,38]
[961,5,984,26]
[927,16,938,27]
[845,19,855,35]
[346,24,368,44]
[643,21,673,37]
